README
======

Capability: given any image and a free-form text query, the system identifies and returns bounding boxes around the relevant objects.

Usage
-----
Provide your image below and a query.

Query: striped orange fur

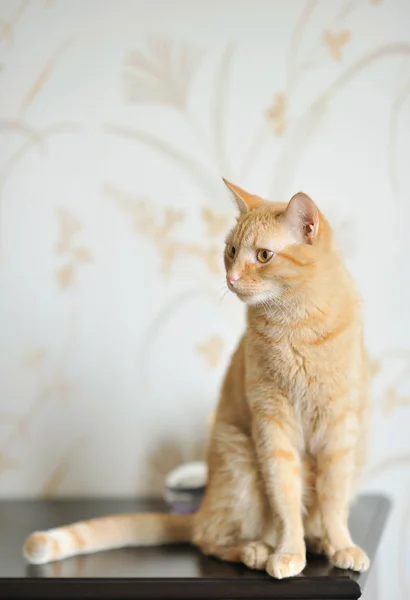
[23,181,370,579]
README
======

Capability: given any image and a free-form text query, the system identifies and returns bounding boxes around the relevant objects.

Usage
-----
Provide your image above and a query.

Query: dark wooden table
[0,494,389,599]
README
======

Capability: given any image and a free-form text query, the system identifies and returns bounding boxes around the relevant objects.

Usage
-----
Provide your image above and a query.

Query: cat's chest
[265,338,336,446]
[250,328,329,407]
[247,323,347,403]
[257,331,318,386]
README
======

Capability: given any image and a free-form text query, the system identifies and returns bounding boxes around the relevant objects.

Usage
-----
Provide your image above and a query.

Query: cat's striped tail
[23,512,194,565]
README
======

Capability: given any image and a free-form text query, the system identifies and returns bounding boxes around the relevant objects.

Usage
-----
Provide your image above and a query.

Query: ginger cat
[23,180,370,579]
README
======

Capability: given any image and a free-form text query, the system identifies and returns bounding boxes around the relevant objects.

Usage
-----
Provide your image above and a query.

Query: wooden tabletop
[0,494,389,599]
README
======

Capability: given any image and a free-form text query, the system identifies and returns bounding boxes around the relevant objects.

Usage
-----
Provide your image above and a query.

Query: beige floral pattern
[265,92,287,135]
[54,208,93,289]
[196,335,224,369]
[0,1,28,45]
[323,30,351,61]
[201,207,230,238]
[103,183,221,276]
[123,35,204,108]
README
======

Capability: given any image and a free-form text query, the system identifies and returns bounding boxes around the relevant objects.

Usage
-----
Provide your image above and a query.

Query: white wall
[0,0,410,597]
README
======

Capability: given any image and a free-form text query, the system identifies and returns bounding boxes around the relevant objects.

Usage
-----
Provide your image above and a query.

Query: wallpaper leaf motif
[18,36,75,117]
[103,183,221,276]
[56,264,75,289]
[201,207,230,238]
[372,349,410,414]
[243,0,359,183]
[265,92,287,135]
[238,0,410,200]
[0,0,28,45]
[73,247,92,263]
[196,334,224,369]
[0,353,77,479]
[323,30,351,61]
[0,6,82,258]
[108,37,241,205]
[54,208,93,289]
[0,119,45,147]
[123,35,204,108]
[268,42,410,199]
[0,121,83,259]
[0,122,81,185]
[55,208,81,254]
[382,388,410,414]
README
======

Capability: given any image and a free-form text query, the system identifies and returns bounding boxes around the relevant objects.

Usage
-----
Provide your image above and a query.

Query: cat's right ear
[283,192,319,244]
[222,178,263,214]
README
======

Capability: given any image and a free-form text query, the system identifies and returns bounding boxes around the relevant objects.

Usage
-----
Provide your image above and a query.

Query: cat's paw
[241,542,270,570]
[331,546,370,572]
[266,552,306,579]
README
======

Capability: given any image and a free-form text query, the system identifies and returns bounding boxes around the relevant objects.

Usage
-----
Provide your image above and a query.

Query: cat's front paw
[241,542,270,570]
[331,546,370,572]
[266,552,305,579]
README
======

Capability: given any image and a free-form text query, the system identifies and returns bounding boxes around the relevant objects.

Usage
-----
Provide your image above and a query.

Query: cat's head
[223,179,330,306]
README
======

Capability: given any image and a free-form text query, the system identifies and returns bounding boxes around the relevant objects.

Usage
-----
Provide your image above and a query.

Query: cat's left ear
[222,178,263,214]
[283,192,319,244]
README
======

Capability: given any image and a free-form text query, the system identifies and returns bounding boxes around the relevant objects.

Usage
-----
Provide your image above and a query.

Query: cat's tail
[23,512,194,565]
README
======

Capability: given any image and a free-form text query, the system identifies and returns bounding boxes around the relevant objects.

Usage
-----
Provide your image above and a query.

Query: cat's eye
[256,249,274,263]
[228,245,236,258]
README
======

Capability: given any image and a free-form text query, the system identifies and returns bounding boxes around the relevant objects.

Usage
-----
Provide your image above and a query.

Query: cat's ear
[283,192,319,244]
[222,178,263,214]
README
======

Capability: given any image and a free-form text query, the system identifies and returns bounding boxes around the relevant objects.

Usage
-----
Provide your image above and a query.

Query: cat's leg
[193,423,273,572]
[304,504,326,556]
[251,395,306,579]
[315,407,370,572]
[302,455,326,555]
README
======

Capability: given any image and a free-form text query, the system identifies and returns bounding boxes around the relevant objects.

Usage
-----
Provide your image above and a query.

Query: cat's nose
[227,273,241,287]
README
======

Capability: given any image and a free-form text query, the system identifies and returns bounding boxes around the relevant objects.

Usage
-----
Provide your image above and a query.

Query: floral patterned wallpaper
[0,0,409,597]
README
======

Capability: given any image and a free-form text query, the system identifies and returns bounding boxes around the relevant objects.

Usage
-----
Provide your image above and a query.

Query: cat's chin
[236,291,279,306]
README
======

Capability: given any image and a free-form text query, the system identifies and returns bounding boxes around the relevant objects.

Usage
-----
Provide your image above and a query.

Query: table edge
[0,576,361,600]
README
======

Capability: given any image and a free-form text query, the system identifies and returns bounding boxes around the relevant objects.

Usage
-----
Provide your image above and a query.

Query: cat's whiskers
[259,290,300,324]
[277,294,302,322]
[261,296,287,324]
[260,298,275,321]
[220,288,230,303]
